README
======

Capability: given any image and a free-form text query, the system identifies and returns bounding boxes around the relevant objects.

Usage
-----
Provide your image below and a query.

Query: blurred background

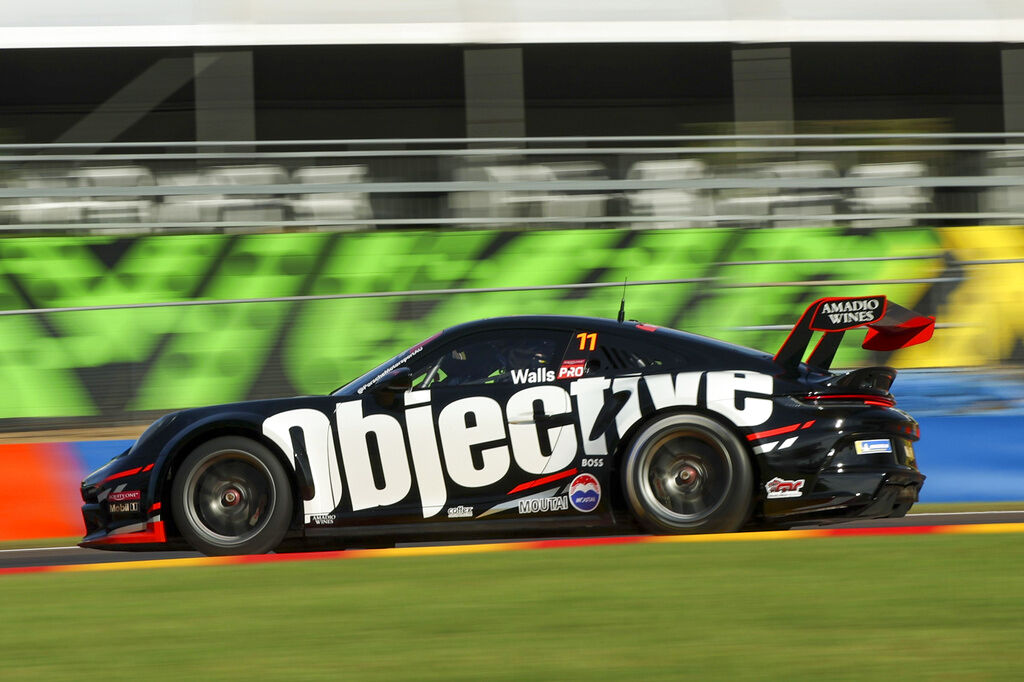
[0,1,1022,446]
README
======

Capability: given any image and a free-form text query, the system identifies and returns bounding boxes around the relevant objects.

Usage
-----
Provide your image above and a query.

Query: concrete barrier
[0,440,130,541]
[916,416,1023,503]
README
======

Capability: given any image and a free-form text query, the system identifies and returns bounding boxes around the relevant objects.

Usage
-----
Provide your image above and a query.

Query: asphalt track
[2,511,1023,572]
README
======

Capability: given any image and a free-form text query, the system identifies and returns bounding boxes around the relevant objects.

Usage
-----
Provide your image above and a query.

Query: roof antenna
[617,277,627,323]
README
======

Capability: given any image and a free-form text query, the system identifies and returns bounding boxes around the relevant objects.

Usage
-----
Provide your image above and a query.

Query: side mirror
[381,367,412,392]
[372,367,412,407]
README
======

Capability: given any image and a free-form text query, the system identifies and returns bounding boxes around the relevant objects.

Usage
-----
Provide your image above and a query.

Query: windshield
[330,332,441,396]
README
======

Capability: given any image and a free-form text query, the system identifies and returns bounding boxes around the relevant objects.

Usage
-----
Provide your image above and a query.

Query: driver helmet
[505,339,555,370]
[439,345,501,384]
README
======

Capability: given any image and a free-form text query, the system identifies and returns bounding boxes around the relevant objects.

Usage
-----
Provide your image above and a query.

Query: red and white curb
[3,522,1024,577]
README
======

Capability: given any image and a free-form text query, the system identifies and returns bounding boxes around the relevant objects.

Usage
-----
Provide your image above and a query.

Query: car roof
[335,314,780,396]
[436,315,776,366]
[441,314,636,334]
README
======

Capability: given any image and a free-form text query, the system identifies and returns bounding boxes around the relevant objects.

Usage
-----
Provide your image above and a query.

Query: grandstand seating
[982,150,1024,215]
[845,162,932,226]
[626,159,711,227]
[291,165,373,223]
[4,149,1009,229]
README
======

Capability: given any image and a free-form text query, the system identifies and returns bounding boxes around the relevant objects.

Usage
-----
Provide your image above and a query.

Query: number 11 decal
[576,332,597,351]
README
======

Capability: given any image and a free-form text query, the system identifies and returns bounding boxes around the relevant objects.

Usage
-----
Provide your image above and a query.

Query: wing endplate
[775,296,935,371]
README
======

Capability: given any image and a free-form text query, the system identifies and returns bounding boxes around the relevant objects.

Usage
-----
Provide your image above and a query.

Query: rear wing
[774,295,935,371]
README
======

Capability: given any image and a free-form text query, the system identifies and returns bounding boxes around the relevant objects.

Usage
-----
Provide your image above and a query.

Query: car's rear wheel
[621,413,752,534]
[171,436,293,556]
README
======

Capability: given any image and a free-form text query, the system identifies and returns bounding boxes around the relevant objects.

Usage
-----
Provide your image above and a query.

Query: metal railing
[3,133,1024,234]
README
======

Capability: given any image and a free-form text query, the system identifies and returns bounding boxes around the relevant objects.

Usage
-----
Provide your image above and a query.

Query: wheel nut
[677,466,698,485]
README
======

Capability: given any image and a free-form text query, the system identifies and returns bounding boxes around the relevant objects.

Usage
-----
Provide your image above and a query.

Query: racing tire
[172,436,293,556]
[621,413,753,534]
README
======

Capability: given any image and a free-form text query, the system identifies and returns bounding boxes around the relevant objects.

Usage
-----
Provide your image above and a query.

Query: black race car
[80,295,934,555]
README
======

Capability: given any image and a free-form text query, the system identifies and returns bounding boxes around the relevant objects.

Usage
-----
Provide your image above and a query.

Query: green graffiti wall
[0,226,951,422]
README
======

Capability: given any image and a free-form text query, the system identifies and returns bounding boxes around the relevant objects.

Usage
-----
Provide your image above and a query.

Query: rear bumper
[763,466,925,525]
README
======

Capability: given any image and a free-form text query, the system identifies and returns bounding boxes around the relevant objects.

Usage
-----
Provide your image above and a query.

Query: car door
[402,328,576,520]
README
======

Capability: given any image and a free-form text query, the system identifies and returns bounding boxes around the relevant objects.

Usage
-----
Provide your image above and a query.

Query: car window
[333,332,440,395]
[411,330,571,388]
[577,330,688,375]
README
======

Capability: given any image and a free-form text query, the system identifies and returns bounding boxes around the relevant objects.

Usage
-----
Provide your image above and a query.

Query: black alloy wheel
[622,413,753,534]
[171,436,293,556]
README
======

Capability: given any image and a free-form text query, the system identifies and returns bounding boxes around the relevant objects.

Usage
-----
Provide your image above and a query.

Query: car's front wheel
[621,413,752,534]
[171,436,293,556]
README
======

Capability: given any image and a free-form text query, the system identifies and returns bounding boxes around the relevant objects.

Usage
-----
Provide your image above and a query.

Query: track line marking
[59,557,236,572]
[3,522,1024,577]
[909,510,1024,516]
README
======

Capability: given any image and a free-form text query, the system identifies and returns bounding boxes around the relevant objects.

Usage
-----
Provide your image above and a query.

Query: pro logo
[557,359,586,380]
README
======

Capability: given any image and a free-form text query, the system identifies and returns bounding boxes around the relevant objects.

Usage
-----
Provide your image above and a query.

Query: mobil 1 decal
[261,370,774,522]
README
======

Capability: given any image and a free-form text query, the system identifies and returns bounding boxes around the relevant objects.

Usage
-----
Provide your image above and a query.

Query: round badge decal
[568,473,601,513]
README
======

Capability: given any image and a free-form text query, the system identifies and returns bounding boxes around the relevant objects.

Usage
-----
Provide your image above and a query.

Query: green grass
[1,534,1023,680]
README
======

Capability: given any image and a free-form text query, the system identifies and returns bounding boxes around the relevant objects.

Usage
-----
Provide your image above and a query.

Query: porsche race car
[80,295,934,555]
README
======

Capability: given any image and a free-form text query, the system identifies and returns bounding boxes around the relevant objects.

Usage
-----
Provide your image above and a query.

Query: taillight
[800,394,896,408]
